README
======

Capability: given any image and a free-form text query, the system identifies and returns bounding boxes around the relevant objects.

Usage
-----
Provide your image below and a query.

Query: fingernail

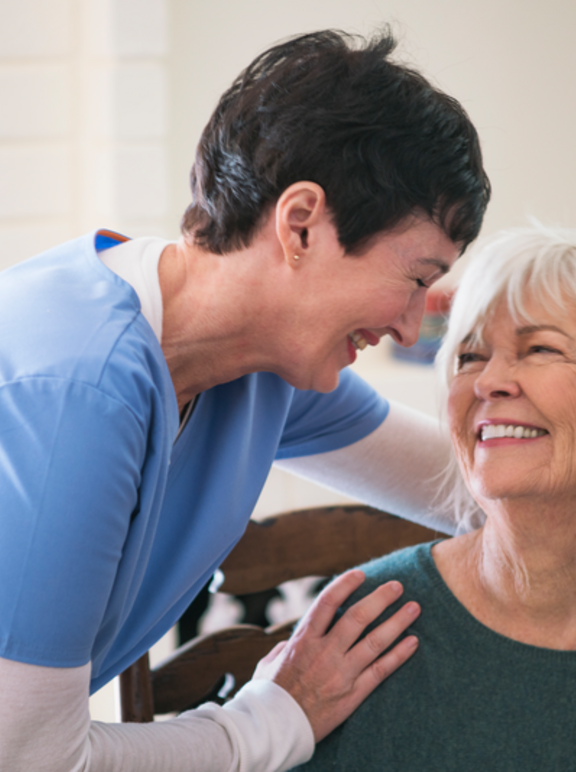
[406,635,419,649]
[406,601,420,616]
[389,581,402,594]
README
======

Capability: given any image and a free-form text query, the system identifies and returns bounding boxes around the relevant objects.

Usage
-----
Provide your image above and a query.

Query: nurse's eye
[415,273,441,289]
[415,267,444,289]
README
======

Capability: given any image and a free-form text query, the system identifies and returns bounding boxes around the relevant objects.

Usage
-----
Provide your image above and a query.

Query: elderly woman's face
[448,294,576,506]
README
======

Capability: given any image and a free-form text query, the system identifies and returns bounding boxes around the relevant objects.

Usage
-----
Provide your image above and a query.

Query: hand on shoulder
[252,569,420,742]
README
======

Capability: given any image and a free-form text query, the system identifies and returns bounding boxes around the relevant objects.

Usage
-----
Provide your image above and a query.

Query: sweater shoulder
[357,541,440,597]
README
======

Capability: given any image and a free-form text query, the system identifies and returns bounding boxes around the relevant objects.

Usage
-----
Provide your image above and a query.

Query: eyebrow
[458,323,574,349]
[516,324,572,338]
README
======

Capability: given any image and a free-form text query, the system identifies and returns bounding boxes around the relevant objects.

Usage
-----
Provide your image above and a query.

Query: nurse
[0,28,489,772]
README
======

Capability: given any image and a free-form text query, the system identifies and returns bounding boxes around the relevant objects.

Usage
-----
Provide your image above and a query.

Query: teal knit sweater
[293,543,576,771]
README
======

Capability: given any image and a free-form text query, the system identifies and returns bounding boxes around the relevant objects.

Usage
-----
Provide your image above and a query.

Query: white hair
[433,222,576,532]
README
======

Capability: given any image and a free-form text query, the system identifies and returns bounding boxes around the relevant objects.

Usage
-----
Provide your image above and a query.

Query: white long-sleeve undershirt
[277,398,468,535]
[0,658,313,772]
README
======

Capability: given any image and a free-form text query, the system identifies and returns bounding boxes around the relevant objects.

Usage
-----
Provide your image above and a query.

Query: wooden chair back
[120,505,438,722]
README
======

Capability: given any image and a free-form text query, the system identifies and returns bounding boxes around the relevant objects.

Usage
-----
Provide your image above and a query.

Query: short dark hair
[182,29,490,255]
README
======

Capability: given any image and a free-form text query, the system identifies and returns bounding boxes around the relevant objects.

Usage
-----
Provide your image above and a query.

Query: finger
[297,569,367,637]
[346,600,421,672]
[329,580,405,651]
[311,633,420,743]
[352,633,419,704]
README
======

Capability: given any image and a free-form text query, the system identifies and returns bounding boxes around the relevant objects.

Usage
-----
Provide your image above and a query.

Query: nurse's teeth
[350,332,368,351]
[480,424,548,441]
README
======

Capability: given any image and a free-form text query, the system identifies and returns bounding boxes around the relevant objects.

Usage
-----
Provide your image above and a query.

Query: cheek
[531,372,576,447]
[447,382,475,464]
[447,382,466,438]
[371,279,411,325]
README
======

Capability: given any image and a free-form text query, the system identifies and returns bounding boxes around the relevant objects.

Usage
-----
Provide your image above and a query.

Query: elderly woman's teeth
[480,424,547,441]
[349,331,368,351]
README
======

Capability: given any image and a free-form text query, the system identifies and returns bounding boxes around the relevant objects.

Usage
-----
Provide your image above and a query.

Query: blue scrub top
[0,231,388,693]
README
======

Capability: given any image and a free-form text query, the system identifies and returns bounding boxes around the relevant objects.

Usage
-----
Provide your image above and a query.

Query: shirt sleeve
[0,657,314,772]
[0,376,147,667]
[276,369,389,459]
[275,399,482,533]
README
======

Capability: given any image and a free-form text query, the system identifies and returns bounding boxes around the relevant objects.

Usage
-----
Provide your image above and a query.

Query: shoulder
[340,542,442,617]
[0,234,174,423]
[360,542,436,588]
[0,235,136,381]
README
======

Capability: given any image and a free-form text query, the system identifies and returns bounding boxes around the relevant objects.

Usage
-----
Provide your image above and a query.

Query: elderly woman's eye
[528,344,561,355]
[457,351,483,369]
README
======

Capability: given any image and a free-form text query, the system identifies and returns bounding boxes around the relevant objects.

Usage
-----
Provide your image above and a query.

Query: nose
[473,354,521,401]
[390,291,427,348]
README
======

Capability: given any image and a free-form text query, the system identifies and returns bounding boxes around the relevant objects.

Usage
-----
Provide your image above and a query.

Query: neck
[158,230,290,410]
[434,498,576,649]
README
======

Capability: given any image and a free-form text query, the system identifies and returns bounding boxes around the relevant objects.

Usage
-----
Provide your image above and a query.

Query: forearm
[0,658,313,772]
[87,713,237,772]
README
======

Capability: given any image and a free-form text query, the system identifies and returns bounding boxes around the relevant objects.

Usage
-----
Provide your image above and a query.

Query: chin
[313,379,340,394]
[471,476,539,504]
[281,356,343,393]
[299,370,341,394]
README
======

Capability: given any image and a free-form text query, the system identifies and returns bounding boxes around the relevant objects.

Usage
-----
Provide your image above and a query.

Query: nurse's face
[276,215,459,393]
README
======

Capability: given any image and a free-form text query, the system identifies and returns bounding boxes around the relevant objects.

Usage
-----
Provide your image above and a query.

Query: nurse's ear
[275,182,330,267]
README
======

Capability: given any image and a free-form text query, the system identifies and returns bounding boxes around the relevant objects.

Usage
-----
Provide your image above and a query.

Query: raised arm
[276,399,481,534]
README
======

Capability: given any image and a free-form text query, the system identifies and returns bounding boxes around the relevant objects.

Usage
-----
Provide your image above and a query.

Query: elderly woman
[0,29,488,772]
[294,224,576,771]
